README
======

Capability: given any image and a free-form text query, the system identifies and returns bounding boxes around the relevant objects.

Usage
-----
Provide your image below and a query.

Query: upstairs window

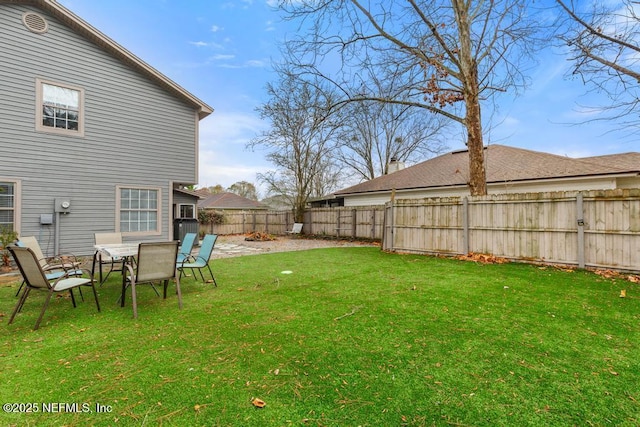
[36,79,85,136]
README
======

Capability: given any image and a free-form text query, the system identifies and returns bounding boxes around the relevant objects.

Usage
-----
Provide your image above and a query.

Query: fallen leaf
[454,252,508,264]
[251,397,266,408]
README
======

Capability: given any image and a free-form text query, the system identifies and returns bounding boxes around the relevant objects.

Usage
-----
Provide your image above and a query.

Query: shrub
[0,225,18,269]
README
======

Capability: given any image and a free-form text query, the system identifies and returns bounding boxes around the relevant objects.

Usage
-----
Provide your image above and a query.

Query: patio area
[210,234,377,259]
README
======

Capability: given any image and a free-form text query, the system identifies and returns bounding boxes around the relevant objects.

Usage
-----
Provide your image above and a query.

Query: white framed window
[117,187,161,235]
[36,78,85,137]
[178,204,195,219]
[0,180,20,233]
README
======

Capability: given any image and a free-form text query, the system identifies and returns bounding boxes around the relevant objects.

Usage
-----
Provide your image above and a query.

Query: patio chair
[121,241,182,319]
[8,245,100,330]
[15,236,82,296]
[94,232,124,284]
[18,236,81,271]
[178,234,217,285]
[177,232,197,264]
[286,223,303,234]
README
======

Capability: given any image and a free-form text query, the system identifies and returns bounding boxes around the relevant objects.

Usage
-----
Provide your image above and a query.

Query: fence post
[371,210,376,239]
[576,193,585,269]
[389,190,395,251]
[351,209,357,238]
[463,197,469,254]
[382,204,389,250]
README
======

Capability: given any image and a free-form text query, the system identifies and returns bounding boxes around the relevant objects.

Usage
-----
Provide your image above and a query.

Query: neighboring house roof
[335,144,640,195]
[198,192,268,210]
[14,0,213,119]
[194,188,215,198]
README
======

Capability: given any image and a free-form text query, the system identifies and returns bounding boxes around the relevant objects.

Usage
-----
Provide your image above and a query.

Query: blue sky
[59,0,638,196]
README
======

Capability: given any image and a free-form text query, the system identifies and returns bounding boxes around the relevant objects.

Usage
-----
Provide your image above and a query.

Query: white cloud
[217,59,268,69]
[198,150,269,190]
[189,41,224,49]
[211,25,223,33]
[198,112,271,190]
[210,54,236,61]
[246,59,267,67]
[200,111,266,146]
[265,20,276,31]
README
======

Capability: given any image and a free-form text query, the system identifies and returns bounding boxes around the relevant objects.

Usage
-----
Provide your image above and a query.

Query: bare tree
[337,99,448,180]
[198,185,224,194]
[277,0,544,195]
[250,72,341,221]
[227,181,259,201]
[556,0,640,130]
[310,157,344,199]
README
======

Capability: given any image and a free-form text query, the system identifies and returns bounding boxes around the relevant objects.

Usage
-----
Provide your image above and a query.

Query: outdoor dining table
[92,243,140,275]
[93,243,140,261]
[92,243,140,304]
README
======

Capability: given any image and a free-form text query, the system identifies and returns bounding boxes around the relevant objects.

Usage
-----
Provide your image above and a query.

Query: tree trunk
[456,0,487,196]
[294,205,305,223]
[465,87,486,196]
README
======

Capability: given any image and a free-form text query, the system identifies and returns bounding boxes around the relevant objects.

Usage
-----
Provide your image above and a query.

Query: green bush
[0,225,18,268]
[198,209,226,225]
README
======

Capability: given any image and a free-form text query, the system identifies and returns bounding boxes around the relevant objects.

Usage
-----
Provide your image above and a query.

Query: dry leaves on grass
[245,232,276,241]
[594,269,640,283]
[455,252,509,264]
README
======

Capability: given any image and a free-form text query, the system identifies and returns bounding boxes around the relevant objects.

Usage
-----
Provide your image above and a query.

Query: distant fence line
[200,188,640,272]
[199,207,385,240]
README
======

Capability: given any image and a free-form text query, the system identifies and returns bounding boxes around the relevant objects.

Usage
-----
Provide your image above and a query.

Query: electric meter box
[40,214,53,225]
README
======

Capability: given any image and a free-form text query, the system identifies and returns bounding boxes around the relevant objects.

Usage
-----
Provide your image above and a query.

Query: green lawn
[0,247,639,426]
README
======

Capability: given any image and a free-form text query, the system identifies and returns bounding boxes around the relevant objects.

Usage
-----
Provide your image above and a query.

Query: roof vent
[22,12,49,34]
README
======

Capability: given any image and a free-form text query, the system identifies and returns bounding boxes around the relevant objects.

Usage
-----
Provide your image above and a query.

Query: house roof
[198,192,268,210]
[11,0,213,119]
[335,144,640,195]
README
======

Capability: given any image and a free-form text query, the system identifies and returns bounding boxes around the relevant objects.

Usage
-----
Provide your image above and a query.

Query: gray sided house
[0,0,213,256]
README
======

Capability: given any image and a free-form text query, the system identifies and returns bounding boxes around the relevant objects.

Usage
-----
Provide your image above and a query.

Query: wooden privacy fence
[302,207,385,239]
[199,210,295,236]
[199,206,385,240]
[384,189,640,272]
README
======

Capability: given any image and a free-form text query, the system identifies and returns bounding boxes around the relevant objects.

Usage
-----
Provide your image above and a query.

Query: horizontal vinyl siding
[0,4,201,255]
